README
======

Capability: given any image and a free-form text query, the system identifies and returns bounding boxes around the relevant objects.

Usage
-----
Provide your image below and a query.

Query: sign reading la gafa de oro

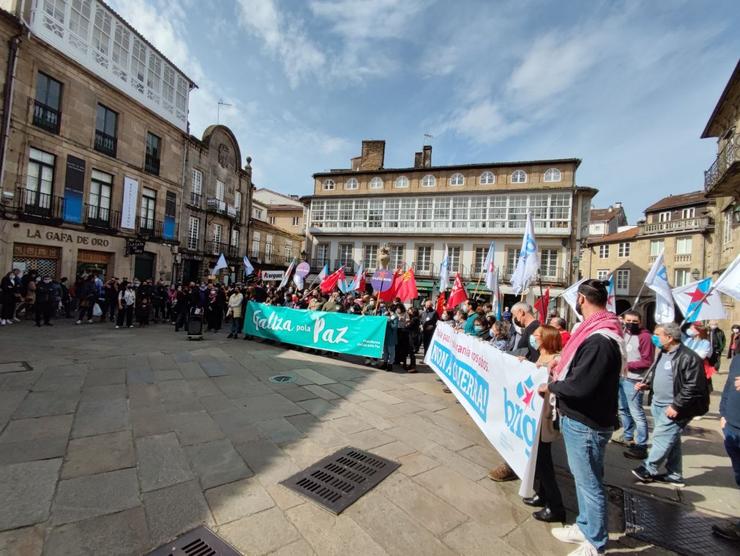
[26,227,111,247]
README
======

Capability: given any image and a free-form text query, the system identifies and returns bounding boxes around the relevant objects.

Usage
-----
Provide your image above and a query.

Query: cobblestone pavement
[0,320,737,555]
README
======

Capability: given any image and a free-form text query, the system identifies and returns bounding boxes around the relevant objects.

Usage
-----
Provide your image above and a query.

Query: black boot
[532,507,566,523]
[522,494,545,507]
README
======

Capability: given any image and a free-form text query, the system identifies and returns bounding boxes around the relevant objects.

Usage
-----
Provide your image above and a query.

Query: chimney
[359,140,385,171]
[613,202,622,209]
[351,156,361,171]
[422,145,432,167]
[414,152,423,168]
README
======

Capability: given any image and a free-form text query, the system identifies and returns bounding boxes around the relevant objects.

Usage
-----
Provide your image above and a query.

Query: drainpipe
[0,33,22,203]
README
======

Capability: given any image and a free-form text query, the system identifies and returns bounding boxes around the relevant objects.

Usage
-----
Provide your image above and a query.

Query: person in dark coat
[420,300,438,354]
[174,284,190,332]
[1,270,19,325]
[76,275,97,324]
[34,276,54,326]
[405,307,421,372]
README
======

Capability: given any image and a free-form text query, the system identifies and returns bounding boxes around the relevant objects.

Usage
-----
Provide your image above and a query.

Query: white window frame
[479,171,495,185]
[650,240,664,257]
[369,177,384,189]
[345,178,358,190]
[723,209,733,244]
[394,176,409,189]
[599,244,610,258]
[540,249,558,278]
[251,231,261,257]
[674,268,690,287]
[681,207,695,219]
[213,223,222,245]
[216,180,225,201]
[291,216,299,226]
[596,269,609,281]
[187,216,200,250]
[676,237,692,255]
[415,245,432,273]
[421,174,436,188]
[615,269,630,293]
[191,168,202,195]
[618,242,630,257]
[658,211,671,222]
[543,168,562,182]
[230,228,239,248]
[511,169,527,183]
[322,179,335,191]
[449,173,465,186]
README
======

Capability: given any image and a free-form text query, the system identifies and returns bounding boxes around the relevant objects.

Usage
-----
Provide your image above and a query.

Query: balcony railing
[32,100,60,134]
[205,241,238,258]
[205,197,239,220]
[674,253,692,263]
[249,249,294,267]
[705,135,740,194]
[85,204,119,231]
[145,153,160,175]
[94,129,117,157]
[640,217,711,236]
[187,192,202,208]
[136,218,178,242]
[15,187,64,221]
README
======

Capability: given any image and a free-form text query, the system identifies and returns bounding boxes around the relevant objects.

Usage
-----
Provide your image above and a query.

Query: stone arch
[200,124,243,171]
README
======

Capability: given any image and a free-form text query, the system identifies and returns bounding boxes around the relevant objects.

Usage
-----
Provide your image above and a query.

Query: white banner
[424,322,548,497]
[261,270,285,282]
[121,176,139,230]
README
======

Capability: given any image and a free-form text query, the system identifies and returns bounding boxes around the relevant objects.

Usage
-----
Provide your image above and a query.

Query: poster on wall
[62,155,85,223]
[120,176,139,230]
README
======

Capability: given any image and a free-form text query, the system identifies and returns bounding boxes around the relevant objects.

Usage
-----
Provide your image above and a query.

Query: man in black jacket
[420,300,438,354]
[633,321,708,487]
[34,276,54,326]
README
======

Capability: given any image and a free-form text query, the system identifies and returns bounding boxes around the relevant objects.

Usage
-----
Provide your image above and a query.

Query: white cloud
[308,0,426,41]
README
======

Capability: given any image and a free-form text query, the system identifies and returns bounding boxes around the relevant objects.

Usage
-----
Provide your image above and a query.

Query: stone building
[588,202,627,237]
[580,191,717,329]
[248,198,303,275]
[304,139,597,305]
[179,125,251,283]
[252,187,305,242]
[0,0,195,281]
[701,59,740,327]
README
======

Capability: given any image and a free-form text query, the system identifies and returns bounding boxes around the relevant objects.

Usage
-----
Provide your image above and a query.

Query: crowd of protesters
[1,269,739,553]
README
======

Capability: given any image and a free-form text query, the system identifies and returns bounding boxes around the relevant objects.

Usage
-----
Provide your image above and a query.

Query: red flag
[378,270,400,302]
[320,268,346,294]
[436,292,446,317]
[534,287,550,319]
[395,268,418,302]
[446,273,468,309]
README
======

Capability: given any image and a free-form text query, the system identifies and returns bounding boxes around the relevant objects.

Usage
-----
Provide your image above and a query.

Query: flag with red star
[671,277,726,323]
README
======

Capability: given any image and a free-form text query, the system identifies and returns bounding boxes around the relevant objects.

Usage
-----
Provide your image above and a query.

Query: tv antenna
[217,99,233,124]
[423,133,434,145]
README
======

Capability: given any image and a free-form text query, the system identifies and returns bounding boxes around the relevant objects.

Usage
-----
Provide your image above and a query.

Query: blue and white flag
[672,277,726,323]
[318,263,329,281]
[714,253,740,300]
[213,253,228,274]
[606,275,616,313]
[439,244,449,292]
[243,255,254,276]
[279,258,296,289]
[510,212,539,295]
[483,242,496,291]
[644,251,674,324]
[561,278,587,321]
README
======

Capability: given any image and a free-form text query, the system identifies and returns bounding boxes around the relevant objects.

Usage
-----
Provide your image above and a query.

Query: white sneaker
[115,325,120,329]
[76,320,82,324]
[0,319,5,325]
[6,320,12,325]
[13,317,20,322]
[87,319,93,323]
[128,325,133,328]
[552,525,587,544]
[567,542,599,556]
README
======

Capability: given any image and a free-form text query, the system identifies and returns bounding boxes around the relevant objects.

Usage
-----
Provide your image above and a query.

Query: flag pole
[623,282,646,315]
[537,274,546,320]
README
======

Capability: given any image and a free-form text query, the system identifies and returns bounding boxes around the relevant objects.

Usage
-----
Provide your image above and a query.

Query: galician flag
[510,212,539,295]
[349,263,365,292]
[672,277,726,323]
[561,278,587,321]
[483,242,496,291]
[644,251,674,323]
[243,255,254,276]
[606,275,616,313]
[279,258,296,289]
[714,254,740,300]
[318,264,329,281]
[438,244,449,292]
[213,253,228,274]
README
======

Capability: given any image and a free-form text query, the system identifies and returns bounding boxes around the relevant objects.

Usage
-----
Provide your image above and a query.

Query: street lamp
[691,268,701,281]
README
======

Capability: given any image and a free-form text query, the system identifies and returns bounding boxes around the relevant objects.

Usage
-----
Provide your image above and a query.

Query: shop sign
[126,238,146,255]
[25,227,110,247]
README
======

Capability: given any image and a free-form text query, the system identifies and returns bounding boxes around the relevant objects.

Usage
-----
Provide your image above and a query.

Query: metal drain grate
[146,526,241,556]
[623,490,737,556]
[281,446,400,514]
[269,374,296,384]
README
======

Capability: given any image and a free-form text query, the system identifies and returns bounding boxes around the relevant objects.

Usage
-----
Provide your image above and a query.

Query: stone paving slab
[136,432,194,492]
[0,459,61,530]
[61,430,135,479]
[205,477,276,525]
[186,438,252,489]
[143,479,215,547]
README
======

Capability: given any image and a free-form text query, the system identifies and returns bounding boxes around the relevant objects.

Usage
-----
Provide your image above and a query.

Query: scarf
[552,309,624,381]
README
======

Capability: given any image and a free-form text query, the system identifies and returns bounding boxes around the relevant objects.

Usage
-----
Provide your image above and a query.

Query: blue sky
[110,0,739,223]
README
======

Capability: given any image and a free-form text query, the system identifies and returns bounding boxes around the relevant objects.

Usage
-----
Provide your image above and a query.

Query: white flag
[672,277,726,323]
[212,253,228,274]
[243,255,254,276]
[644,251,675,324]
[483,242,496,291]
[439,244,449,292]
[606,275,616,313]
[293,272,304,290]
[561,278,587,321]
[279,259,296,289]
[714,254,740,300]
[510,212,539,295]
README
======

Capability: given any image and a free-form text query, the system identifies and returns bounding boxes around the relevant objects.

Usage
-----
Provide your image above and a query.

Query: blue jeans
[723,423,740,487]
[383,343,396,365]
[560,415,612,552]
[618,378,648,447]
[644,402,685,480]
[230,316,242,335]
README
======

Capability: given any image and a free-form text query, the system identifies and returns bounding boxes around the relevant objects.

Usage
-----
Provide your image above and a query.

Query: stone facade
[252,188,305,249]
[306,140,596,306]
[248,199,303,272]
[179,126,251,283]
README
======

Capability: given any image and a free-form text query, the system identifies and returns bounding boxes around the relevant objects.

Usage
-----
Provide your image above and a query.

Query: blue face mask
[529,335,540,351]
[651,334,662,348]
[474,326,483,332]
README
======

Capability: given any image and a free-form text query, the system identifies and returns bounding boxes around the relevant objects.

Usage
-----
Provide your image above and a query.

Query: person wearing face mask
[632,322,708,488]
[463,301,479,335]
[116,281,135,329]
[470,317,487,338]
[617,311,654,460]
[421,300,438,354]
[508,302,540,363]
[707,321,726,373]
[683,323,714,397]
[34,275,54,327]
[540,279,625,556]
[1,270,20,325]
[729,325,740,360]
[489,321,510,350]
[381,308,399,372]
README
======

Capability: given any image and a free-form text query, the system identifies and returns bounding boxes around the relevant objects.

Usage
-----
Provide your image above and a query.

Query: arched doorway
[644,302,656,332]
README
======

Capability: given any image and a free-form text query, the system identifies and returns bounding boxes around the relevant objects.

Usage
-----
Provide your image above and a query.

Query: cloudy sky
[109,0,739,223]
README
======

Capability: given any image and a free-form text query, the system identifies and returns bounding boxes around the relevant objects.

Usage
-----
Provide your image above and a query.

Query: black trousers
[35,301,52,325]
[535,440,564,511]
[175,309,188,331]
[1,297,15,320]
[116,305,133,327]
[423,330,434,353]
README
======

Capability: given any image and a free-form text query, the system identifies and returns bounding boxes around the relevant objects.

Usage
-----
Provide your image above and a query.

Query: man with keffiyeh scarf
[538,279,626,556]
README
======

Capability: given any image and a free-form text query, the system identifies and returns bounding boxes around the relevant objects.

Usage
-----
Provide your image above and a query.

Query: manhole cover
[146,526,240,555]
[269,374,296,384]
[281,446,400,514]
[0,361,32,374]
[624,490,737,555]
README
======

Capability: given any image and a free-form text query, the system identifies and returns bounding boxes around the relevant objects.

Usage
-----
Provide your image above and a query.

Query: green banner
[243,302,387,358]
